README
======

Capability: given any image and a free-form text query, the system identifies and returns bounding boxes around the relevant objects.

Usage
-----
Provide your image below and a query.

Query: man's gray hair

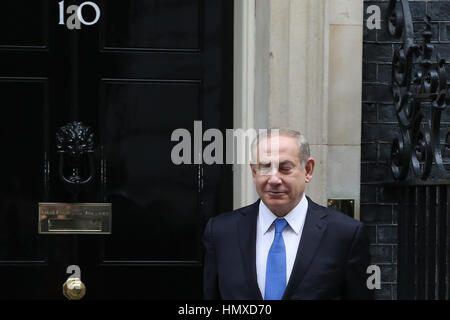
[251,128,310,166]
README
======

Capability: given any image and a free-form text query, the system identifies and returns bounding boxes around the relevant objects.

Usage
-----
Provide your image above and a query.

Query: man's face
[251,135,314,217]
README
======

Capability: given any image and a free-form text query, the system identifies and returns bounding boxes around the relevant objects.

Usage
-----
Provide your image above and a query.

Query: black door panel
[0,0,233,299]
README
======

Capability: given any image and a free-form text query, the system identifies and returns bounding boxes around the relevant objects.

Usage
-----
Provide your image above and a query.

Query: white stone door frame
[233,0,257,209]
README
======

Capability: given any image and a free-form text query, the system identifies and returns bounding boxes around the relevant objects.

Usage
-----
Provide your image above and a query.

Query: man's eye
[259,163,271,168]
[279,167,292,172]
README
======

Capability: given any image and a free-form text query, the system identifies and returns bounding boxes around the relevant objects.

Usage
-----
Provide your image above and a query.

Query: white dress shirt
[256,194,308,298]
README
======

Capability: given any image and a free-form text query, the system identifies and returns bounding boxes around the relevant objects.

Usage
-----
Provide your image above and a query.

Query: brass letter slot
[39,203,111,234]
[48,218,102,232]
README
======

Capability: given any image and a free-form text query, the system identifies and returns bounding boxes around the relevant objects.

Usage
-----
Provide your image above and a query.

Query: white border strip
[233,0,257,209]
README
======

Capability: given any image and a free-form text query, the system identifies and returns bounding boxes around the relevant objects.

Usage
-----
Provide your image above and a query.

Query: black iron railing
[384,182,449,299]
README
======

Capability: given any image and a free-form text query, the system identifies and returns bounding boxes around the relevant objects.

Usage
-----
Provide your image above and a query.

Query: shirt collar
[259,194,308,235]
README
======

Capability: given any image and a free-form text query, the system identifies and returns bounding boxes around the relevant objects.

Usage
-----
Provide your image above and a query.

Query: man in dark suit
[203,128,373,300]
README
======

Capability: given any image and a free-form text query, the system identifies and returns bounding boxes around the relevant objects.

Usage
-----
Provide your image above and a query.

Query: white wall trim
[233,0,257,209]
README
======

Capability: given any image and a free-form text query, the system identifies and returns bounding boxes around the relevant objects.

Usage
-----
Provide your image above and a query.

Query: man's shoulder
[204,201,259,239]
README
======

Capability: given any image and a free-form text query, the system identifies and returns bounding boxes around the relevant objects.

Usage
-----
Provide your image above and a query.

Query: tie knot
[274,218,287,233]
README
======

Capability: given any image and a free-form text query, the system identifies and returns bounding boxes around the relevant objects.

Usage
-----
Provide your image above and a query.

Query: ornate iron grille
[385,0,450,300]
[387,0,449,181]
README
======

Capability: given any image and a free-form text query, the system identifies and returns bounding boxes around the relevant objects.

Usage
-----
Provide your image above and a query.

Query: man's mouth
[266,191,286,196]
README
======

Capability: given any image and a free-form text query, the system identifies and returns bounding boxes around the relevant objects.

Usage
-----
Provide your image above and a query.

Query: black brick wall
[362,0,450,300]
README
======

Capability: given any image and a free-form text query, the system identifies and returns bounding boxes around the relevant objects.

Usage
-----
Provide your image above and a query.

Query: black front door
[0,0,233,299]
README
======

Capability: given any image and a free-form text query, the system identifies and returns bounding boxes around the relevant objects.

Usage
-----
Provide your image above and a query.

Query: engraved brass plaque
[38,203,111,234]
[327,199,355,218]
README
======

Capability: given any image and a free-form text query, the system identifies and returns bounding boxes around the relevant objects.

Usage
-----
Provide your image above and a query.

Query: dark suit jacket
[203,197,374,300]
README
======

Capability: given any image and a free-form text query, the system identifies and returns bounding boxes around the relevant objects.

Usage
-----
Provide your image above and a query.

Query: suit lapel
[282,197,328,299]
[237,200,263,300]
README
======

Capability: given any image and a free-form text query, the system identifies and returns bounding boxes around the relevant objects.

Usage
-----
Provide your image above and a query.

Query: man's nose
[267,171,282,185]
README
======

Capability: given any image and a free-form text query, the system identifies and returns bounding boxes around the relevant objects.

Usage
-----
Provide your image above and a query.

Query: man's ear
[250,164,257,178]
[304,158,315,183]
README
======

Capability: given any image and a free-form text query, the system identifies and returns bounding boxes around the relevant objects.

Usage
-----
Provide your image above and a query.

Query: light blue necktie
[264,218,288,300]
